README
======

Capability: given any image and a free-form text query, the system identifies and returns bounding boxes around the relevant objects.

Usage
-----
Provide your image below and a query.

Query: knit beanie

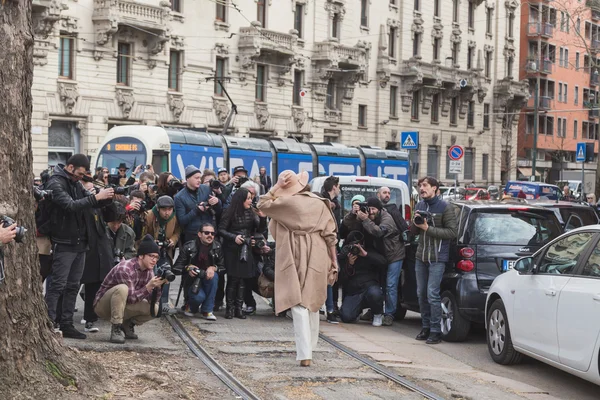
[137,234,160,255]
[185,165,201,179]
[350,194,365,204]
[366,197,383,210]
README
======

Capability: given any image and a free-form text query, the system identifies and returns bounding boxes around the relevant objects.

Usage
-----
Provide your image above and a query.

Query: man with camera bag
[173,223,224,321]
[410,176,457,345]
[105,202,136,262]
[94,235,166,344]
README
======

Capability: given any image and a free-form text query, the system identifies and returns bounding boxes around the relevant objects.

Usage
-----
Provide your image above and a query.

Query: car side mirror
[514,256,534,274]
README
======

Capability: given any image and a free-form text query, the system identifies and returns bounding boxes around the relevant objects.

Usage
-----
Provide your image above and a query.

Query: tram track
[166,313,445,400]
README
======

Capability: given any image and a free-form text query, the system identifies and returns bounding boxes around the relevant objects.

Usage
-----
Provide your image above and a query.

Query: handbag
[258,273,274,298]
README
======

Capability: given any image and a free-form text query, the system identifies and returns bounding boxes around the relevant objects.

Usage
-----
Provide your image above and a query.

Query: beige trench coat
[257,191,338,314]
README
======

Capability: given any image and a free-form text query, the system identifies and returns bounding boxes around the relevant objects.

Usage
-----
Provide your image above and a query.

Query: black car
[519,199,599,231]
[397,201,564,342]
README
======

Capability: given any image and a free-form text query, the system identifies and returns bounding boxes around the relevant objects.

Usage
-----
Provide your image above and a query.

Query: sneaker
[426,332,442,345]
[162,304,172,314]
[360,309,373,321]
[416,328,430,341]
[52,322,62,333]
[80,318,86,325]
[183,304,196,317]
[382,314,394,326]
[372,314,383,327]
[110,324,125,344]
[327,312,339,324]
[60,324,87,340]
[201,312,217,321]
[243,306,256,315]
[121,320,138,340]
[84,322,99,333]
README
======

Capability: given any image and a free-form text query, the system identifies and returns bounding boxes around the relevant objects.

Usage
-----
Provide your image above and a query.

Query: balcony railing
[591,72,599,86]
[312,42,368,70]
[527,22,553,38]
[527,95,552,109]
[592,38,600,52]
[238,26,296,56]
[526,57,553,74]
[93,0,169,33]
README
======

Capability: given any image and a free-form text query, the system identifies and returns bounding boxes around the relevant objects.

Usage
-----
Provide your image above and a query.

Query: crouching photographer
[173,223,224,321]
[93,235,167,344]
[242,234,271,315]
[0,216,26,285]
[338,231,387,326]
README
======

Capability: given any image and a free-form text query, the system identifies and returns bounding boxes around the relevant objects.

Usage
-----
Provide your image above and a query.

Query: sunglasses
[202,231,216,236]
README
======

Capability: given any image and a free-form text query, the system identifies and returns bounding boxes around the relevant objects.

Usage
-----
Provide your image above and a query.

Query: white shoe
[184,311,196,317]
[80,319,86,325]
[201,312,217,321]
[372,314,383,327]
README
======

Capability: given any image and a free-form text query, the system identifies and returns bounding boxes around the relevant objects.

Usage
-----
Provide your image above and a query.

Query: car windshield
[568,182,579,191]
[556,207,599,230]
[338,185,403,216]
[468,210,561,246]
[439,187,450,194]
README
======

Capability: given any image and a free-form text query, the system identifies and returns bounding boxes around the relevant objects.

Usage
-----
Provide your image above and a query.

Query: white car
[485,225,600,386]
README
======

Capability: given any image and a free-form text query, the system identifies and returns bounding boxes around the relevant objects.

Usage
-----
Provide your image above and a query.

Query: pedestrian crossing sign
[401,131,419,150]
[576,142,586,162]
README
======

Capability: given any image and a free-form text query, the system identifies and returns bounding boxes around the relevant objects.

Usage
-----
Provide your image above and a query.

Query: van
[309,176,412,220]
[503,181,561,200]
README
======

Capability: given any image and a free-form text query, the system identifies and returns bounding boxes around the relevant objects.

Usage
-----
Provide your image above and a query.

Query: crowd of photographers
[23,155,453,346]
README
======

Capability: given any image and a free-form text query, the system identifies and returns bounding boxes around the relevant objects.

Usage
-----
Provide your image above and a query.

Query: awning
[518,167,541,177]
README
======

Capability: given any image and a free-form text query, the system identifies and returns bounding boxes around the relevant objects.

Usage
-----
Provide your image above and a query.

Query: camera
[168,178,183,192]
[235,176,249,188]
[156,267,176,283]
[113,249,124,265]
[114,185,130,195]
[210,180,222,191]
[33,186,53,202]
[138,200,147,212]
[340,243,361,257]
[414,210,433,226]
[1,216,27,243]
[357,202,369,214]
[148,184,158,192]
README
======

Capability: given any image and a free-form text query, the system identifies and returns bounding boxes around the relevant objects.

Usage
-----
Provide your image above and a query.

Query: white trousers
[291,305,320,361]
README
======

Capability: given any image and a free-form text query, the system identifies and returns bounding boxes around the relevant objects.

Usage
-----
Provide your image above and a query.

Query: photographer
[0,223,16,244]
[94,235,166,344]
[156,172,182,198]
[223,166,249,209]
[242,233,270,315]
[109,163,141,187]
[45,154,115,339]
[173,223,224,320]
[356,197,404,327]
[34,169,53,281]
[338,231,387,326]
[341,195,366,240]
[174,166,221,243]
[409,176,458,345]
[126,190,147,242]
[105,202,136,262]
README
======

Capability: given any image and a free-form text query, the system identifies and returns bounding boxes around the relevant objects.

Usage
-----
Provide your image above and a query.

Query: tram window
[152,151,169,173]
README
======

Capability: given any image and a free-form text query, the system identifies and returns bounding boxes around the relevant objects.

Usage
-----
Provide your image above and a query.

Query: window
[434,0,440,17]
[168,50,181,91]
[214,57,225,95]
[582,240,600,277]
[358,105,367,127]
[538,233,594,274]
[257,0,266,27]
[427,146,439,179]
[117,42,131,86]
[574,120,578,139]
[557,117,564,137]
[486,7,492,35]
[411,91,420,120]
[453,0,459,23]
[452,43,459,66]
[326,79,336,109]
[414,0,420,11]
[471,211,561,247]
[48,121,81,168]
[560,11,566,32]
[482,154,489,181]
[464,148,474,180]
[413,33,421,57]
[295,4,304,38]
[508,13,514,38]
[483,103,490,128]
[468,1,475,29]
[390,86,398,117]
[559,83,563,103]
[562,118,567,138]
[431,93,439,123]
[216,0,227,22]
[332,13,340,39]
[576,52,580,70]
[576,17,581,34]
[583,121,589,139]
[389,27,397,58]
[564,49,569,67]
[256,64,266,102]
[559,47,564,67]
[58,36,74,79]
[433,38,441,61]
[485,51,492,78]
[171,0,181,13]
[293,70,303,106]
[467,47,474,69]
[450,97,458,125]
[360,0,368,27]
[547,116,554,136]
[564,83,568,103]
[467,101,475,127]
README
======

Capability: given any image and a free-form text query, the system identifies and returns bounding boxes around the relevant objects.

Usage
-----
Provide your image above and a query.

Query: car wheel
[440,291,471,342]
[487,299,523,365]
[394,304,407,321]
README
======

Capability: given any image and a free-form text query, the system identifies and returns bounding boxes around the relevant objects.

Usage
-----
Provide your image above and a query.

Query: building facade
[31,0,524,185]
[518,0,599,183]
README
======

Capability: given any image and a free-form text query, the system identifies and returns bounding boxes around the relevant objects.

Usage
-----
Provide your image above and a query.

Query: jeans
[83,282,102,323]
[45,250,86,326]
[340,285,384,323]
[187,273,219,313]
[415,260,445,333]
[384,260,403,316]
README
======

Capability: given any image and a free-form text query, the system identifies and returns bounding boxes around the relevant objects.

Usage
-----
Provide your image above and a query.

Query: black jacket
[218,208,264,278]
[45,165,100,247]
[81,208,114,284]
[260,174,272,191]
[108,174,135,187]
[383,203,409,233]
[173,238,225,275]
[338,248,387,296]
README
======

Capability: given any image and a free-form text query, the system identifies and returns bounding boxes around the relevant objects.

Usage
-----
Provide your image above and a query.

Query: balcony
[592,38,600,52]
[93,0,171,46]
[527,95,552,110]
[585,101,600,119]
[238,25,297,59]
[312,42,369,73]
[591,72,600,87]
[527,22,553,38]
[525,58,553,75]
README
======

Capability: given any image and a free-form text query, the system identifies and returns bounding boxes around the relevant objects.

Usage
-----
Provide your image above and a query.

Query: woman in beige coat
[257,170,339,367]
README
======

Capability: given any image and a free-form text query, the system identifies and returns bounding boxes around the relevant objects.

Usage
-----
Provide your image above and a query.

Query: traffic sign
[449,160,462,174]
[299,89,307,97]
[576,142,586,162]
[400,131,419,150]
[448,145,464,161]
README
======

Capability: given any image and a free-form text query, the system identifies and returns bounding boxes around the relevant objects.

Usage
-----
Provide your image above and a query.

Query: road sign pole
[582,160,585,199]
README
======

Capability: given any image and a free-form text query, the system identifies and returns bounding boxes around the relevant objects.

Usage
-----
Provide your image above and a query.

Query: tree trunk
[0,2,104,398]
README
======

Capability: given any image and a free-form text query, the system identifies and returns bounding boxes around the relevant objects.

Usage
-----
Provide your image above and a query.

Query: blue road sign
[448,145,464,161]
[401,131,419,149]
[576,142,586,162]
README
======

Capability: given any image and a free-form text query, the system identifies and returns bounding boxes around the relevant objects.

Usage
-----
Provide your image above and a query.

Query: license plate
[502,260,515,272]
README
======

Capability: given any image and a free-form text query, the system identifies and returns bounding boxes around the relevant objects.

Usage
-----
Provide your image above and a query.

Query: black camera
[340,243,361,257]
[114,185,130,195]
[414,210,433,225]
[357,201,369,213]
[210,180,222,191]
[236,176,249,188]
[1,216,26,243]
[148,184,158,192]
[113,249,124,265]
[138,200,147,211]
[33,186,53,202]
[156,267,176,282]
[168,178,183,192]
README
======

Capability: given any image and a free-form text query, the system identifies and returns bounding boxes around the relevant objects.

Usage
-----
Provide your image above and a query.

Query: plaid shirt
[94,257,155,307]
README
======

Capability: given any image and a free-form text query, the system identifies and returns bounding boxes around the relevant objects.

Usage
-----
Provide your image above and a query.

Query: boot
[225,279,236,319]
[110,324,125,344]
[234,279,246,319]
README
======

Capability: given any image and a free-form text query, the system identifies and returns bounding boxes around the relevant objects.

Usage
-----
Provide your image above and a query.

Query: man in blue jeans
[410,177,457,344]
[173,223,224,320]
